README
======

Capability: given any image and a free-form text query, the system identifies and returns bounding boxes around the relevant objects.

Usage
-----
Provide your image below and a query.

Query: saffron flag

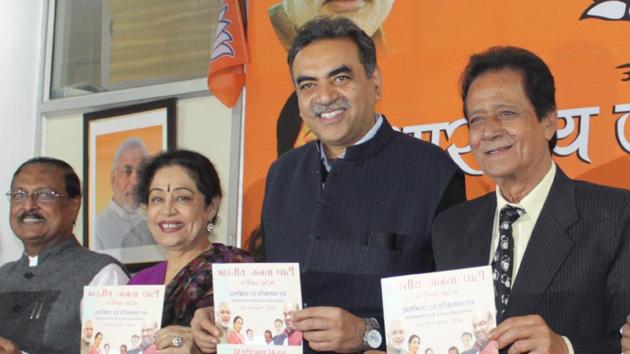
[208,0,249,108]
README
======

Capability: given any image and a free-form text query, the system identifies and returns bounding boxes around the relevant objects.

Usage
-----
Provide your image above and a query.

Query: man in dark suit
[432,46,630,354]
[191,17,465,354]
[261,17,464,354]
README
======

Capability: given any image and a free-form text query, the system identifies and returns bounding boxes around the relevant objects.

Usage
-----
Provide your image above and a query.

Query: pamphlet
[382,266,497,354]
[213,263,303,354]
[81,285,165,354]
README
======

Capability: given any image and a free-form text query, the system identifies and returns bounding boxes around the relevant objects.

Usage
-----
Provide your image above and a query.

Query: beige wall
[43,94,234,246]
[0,1,45,264]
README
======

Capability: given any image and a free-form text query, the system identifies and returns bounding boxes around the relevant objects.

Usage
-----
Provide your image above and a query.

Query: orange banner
[208,0,249,107]
[241,0,630,244]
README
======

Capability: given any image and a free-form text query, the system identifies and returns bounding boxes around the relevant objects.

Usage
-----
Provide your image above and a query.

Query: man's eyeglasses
[5,189,65,204]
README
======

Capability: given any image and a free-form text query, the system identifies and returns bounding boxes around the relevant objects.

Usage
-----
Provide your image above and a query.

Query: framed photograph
[83,99,176,268]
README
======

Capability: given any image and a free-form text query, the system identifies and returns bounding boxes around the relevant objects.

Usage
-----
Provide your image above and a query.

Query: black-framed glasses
[5,189,65,204]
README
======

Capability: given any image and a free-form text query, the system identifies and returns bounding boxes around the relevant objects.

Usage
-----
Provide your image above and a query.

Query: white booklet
[213,263,303,354]
[81,285,165,354]
[382,266,498,354]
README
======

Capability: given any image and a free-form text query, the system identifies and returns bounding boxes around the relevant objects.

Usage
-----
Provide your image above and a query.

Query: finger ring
[172,335,183,348]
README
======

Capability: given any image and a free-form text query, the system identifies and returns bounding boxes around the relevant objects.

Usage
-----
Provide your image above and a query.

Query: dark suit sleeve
[259,161,282,262]
[567,197,630,354]
[431,202,468,272]
[435,169,466,217]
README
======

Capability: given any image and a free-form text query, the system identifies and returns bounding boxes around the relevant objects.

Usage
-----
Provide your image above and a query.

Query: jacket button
[24,272,34,279]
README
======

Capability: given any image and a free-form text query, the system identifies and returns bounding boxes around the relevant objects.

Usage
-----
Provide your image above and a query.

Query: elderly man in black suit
[432,46,630,354]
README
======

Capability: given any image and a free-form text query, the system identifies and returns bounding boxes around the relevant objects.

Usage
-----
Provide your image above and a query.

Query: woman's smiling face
[146,165,217,251]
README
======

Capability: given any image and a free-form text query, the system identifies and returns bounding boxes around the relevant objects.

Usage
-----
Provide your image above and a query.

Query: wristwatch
[362,317,383,349]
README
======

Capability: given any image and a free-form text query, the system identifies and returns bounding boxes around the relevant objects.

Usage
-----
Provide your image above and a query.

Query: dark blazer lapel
[460,194,497,267]
[506,168,579,316]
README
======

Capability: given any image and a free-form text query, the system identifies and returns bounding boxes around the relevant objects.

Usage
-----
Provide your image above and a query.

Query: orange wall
[242,0,630,242]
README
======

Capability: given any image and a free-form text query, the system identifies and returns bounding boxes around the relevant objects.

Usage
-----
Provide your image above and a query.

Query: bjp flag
[208,0,249,108]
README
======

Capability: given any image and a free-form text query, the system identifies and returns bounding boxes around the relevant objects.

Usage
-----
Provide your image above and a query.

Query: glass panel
[51,0,221,99]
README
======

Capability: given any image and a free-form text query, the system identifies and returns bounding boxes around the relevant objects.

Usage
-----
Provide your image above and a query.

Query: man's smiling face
[292,37,380,158]
[9,164,80,254]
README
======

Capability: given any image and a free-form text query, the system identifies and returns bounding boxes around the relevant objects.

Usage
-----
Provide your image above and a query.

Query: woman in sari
[128,150,253,353]
[227,316,246,344]
[408,334,421,354]
[88,332,103,354]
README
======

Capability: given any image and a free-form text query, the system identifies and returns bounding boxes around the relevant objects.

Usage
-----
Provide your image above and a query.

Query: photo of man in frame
[94,136,155,250]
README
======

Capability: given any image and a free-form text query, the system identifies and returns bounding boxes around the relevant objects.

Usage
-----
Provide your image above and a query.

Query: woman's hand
[191,307,225,353]
[155,325,197,354]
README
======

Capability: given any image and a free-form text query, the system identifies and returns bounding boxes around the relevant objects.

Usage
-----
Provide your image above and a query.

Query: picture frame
[83,99,176,269]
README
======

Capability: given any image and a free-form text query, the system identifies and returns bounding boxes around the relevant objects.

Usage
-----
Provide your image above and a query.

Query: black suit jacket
[264,117,465,353]
[432,168,630,354]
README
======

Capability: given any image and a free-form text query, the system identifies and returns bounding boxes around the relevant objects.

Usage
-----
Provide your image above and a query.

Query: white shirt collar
[495,162,556,224]
[319,114,383,171]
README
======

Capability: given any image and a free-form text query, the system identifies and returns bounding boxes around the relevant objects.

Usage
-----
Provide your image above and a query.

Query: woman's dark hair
[408,334,420,345]
[233,316,243,324]
[135,149,222,211]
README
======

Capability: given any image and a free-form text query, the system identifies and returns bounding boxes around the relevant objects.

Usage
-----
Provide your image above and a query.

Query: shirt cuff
[88,263,130,286]
[562,336,574,354]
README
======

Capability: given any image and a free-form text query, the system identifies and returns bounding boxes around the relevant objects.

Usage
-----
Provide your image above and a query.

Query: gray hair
[112,137,148,169]
[287,17,377,78]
